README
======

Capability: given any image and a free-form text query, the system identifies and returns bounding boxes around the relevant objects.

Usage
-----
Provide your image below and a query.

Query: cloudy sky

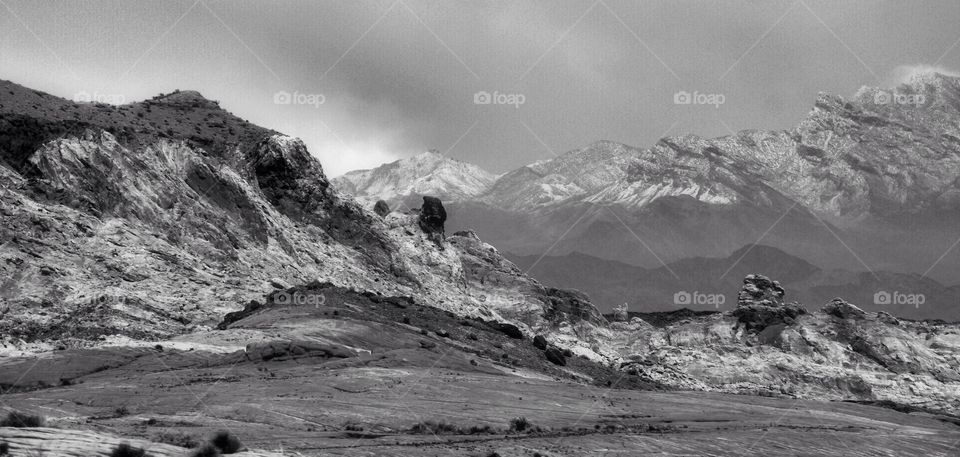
[2,0,959,176]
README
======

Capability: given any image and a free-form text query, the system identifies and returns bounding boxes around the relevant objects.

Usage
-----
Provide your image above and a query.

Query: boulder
[418,196,447,237]
[533,334,548,350]
[737,274,785,307]
[544,346,567,366]
[373,200,390,218]
[822,298,867,319]
[492,322,524,339]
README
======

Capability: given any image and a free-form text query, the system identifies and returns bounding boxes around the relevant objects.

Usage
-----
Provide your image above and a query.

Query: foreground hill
[2,280,960,456]
[0,79,607,357]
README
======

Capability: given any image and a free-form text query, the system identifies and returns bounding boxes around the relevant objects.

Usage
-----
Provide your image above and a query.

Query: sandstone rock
[737,274,785,307]
[373,200,390,218]
[822,298,867,319]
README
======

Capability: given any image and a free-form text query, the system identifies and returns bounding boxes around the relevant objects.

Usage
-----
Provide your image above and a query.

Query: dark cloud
[1,0,958,175]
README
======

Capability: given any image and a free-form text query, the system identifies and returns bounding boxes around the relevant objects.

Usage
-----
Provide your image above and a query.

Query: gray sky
[2,0,959,176]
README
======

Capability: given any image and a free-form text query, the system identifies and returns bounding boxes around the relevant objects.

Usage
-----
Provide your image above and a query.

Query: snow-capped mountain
[335,72,960,298]
[332,150,497,209]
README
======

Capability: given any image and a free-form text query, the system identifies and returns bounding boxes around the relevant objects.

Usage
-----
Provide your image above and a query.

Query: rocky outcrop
[731,274,805,331]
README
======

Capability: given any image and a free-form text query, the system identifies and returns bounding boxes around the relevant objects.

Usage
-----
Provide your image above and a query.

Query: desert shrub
[0,411,45,427]
[466,425,495,435]
[210,430,242,454]
[109,442,147,457]
[190,443,221,457]
[152,431,200,448]
[509,416,530,433]
[114,406,130,417]
[0,441,9,455]
[409,420,461,435]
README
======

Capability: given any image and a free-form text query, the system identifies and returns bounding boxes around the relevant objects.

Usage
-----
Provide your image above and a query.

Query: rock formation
[732,274,806,331]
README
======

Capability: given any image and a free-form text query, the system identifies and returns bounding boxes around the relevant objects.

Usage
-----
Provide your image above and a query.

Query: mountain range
[4,77,960,455]
[333,72,960,320]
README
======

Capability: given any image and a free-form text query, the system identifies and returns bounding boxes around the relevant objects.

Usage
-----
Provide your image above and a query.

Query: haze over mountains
[334,72,960,320]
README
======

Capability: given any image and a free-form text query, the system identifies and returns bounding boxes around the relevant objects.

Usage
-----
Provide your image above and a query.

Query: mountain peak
[332,149,497,205]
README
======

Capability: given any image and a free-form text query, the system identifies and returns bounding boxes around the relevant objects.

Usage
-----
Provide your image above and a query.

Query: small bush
[190,444,220,457]
[509,416,530,433]
[115,406,130,417]
[0,411,45,428]
[0,441,9,456]
[210,430,242,454]
[109,442,147,457]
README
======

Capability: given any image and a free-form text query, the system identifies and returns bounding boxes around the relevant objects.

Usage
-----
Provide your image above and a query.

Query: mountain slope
[0,80,609,358]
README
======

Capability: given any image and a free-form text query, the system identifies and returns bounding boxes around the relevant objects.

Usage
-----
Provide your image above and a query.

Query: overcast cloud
[1,0,959,176]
